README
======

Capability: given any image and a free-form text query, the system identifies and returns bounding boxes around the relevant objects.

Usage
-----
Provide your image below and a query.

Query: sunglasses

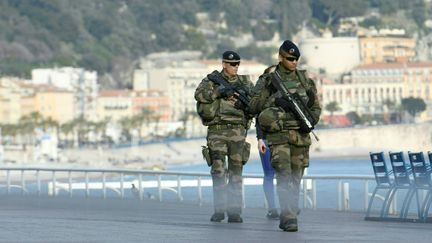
[283,56,298,62]
[225,62,240,67]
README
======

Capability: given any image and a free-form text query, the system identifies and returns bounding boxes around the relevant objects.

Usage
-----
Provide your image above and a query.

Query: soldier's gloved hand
[217,86,235,98]
[234,99,246,110]
[275,97,293,112]
[299,122,313,134]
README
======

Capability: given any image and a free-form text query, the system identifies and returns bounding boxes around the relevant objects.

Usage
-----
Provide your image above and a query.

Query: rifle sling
[270,71,316,125]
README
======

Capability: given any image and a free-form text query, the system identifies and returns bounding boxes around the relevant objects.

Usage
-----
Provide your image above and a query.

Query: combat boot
[279,218,298,232]
[210,212,225,222]
[227,214,243,223]
[266,209,279,220]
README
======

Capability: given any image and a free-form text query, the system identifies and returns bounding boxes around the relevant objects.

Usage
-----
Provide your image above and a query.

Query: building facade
[322,62,432,121]
[359,36,416,64]
[31,67,98,121]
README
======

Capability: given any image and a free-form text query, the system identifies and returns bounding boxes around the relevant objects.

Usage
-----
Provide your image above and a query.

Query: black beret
[222,50,241,62]
[279,40,300,58]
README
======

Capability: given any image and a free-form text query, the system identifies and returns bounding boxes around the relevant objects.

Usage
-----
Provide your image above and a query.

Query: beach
[3,123,430,170]
[1,135,371,171]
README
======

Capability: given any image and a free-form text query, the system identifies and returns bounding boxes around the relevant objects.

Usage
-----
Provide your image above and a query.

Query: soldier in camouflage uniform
[194,51,253,223]
[249,40,321,232]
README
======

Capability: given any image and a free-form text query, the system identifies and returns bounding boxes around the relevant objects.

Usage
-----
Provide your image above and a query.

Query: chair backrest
[369,152,392,186]
[427,151,432,167]
[388,151,411,186]
[408,151,431,188]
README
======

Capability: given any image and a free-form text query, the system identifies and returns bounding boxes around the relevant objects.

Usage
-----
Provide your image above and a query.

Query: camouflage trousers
[207,126,247,215]
[269,142,309,221]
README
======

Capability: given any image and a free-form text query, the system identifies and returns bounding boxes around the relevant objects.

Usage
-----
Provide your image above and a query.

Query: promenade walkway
[0,196,431,242]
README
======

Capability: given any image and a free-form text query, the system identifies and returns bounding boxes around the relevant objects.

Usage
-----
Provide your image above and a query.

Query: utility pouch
[201,146,212,166]
[196,100,220,123]
[242,142,251,165]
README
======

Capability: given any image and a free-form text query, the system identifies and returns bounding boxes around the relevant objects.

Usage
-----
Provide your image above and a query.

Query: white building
[133,52,267,122]
[31,67,99,121]
[300,37,361,76]
[322,61,432,121]
[322,82,403,115]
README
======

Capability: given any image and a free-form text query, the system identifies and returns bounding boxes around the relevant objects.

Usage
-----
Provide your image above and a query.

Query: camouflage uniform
[195,70,253,220]
[249,64,321,230]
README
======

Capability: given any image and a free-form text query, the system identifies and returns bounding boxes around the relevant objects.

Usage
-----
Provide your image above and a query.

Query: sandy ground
[1,136,370,171]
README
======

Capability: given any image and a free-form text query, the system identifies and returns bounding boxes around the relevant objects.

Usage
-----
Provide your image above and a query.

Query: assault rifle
[207,71,250,109]
[271,71,319,141]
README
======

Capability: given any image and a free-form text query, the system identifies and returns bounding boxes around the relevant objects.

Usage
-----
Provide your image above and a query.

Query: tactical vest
[257,69,313,146]
[197,75,250,127]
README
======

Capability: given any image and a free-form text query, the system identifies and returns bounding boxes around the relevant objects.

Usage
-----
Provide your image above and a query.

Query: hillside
[0,0,430,88]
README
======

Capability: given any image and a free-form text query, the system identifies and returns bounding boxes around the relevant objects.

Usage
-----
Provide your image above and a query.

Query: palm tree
[93,117,110,144]
[119,116,134,142]
[71,115,89,147]
[60,121,75,147]
[382,99,395,124]
[42,117,59,140]
[325,101,341,126]
[18,112,43,145]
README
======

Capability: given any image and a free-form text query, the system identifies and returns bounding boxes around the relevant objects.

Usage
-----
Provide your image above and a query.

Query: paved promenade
[0,196,431,242]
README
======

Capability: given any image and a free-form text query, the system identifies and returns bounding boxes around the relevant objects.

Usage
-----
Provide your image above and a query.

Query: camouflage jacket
[194,70,253,127]
[249,64,322,146]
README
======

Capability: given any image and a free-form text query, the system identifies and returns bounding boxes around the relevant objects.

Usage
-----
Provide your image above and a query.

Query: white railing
[0,166,375,212]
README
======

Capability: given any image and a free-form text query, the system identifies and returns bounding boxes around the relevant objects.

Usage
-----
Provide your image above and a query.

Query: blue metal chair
[407,151,431,221]
[422,151,432,221]
[387,151,417,220]
[365,152,394,220]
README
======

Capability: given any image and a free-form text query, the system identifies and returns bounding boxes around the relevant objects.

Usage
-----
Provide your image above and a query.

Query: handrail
[0,166,376,212]
[0,166,374,179]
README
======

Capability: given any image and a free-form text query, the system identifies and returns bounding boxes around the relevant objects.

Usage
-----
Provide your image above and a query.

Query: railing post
[157,175,162,202]
[138,174,143,201]
[197,176,202,206]
[337,180,342,211]
[85,172,89,198]
[52,171,56,197]
[20,170,25,195]
[68,171,72,198]
[36,170,41,196]
[6,170,10,195]
[102,172,106,199]
[120,173,124,199]
[343,182,350,211]
[177,176,182,202]
[364,180,369,212]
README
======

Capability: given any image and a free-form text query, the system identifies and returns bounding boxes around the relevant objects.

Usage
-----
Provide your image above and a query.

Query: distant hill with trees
[0,0,430,88]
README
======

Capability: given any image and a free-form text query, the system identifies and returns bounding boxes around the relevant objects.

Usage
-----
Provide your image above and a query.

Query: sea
[7,155,412,213]
[166,156,380,211]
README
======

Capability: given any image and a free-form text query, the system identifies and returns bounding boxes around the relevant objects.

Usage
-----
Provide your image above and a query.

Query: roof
[323,115,352,127]
[354,61,432,70]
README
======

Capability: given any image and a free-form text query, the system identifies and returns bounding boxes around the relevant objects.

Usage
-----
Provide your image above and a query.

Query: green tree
[401,97,426,118]
[311,0,368,27]
[325,101,341,126]
[252,21,276,41]
[60,121,75,146]
[325,101,340,116]
[359,16,382,28]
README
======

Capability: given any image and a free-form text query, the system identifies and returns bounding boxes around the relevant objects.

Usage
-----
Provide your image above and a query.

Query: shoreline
[1,140,371,170]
